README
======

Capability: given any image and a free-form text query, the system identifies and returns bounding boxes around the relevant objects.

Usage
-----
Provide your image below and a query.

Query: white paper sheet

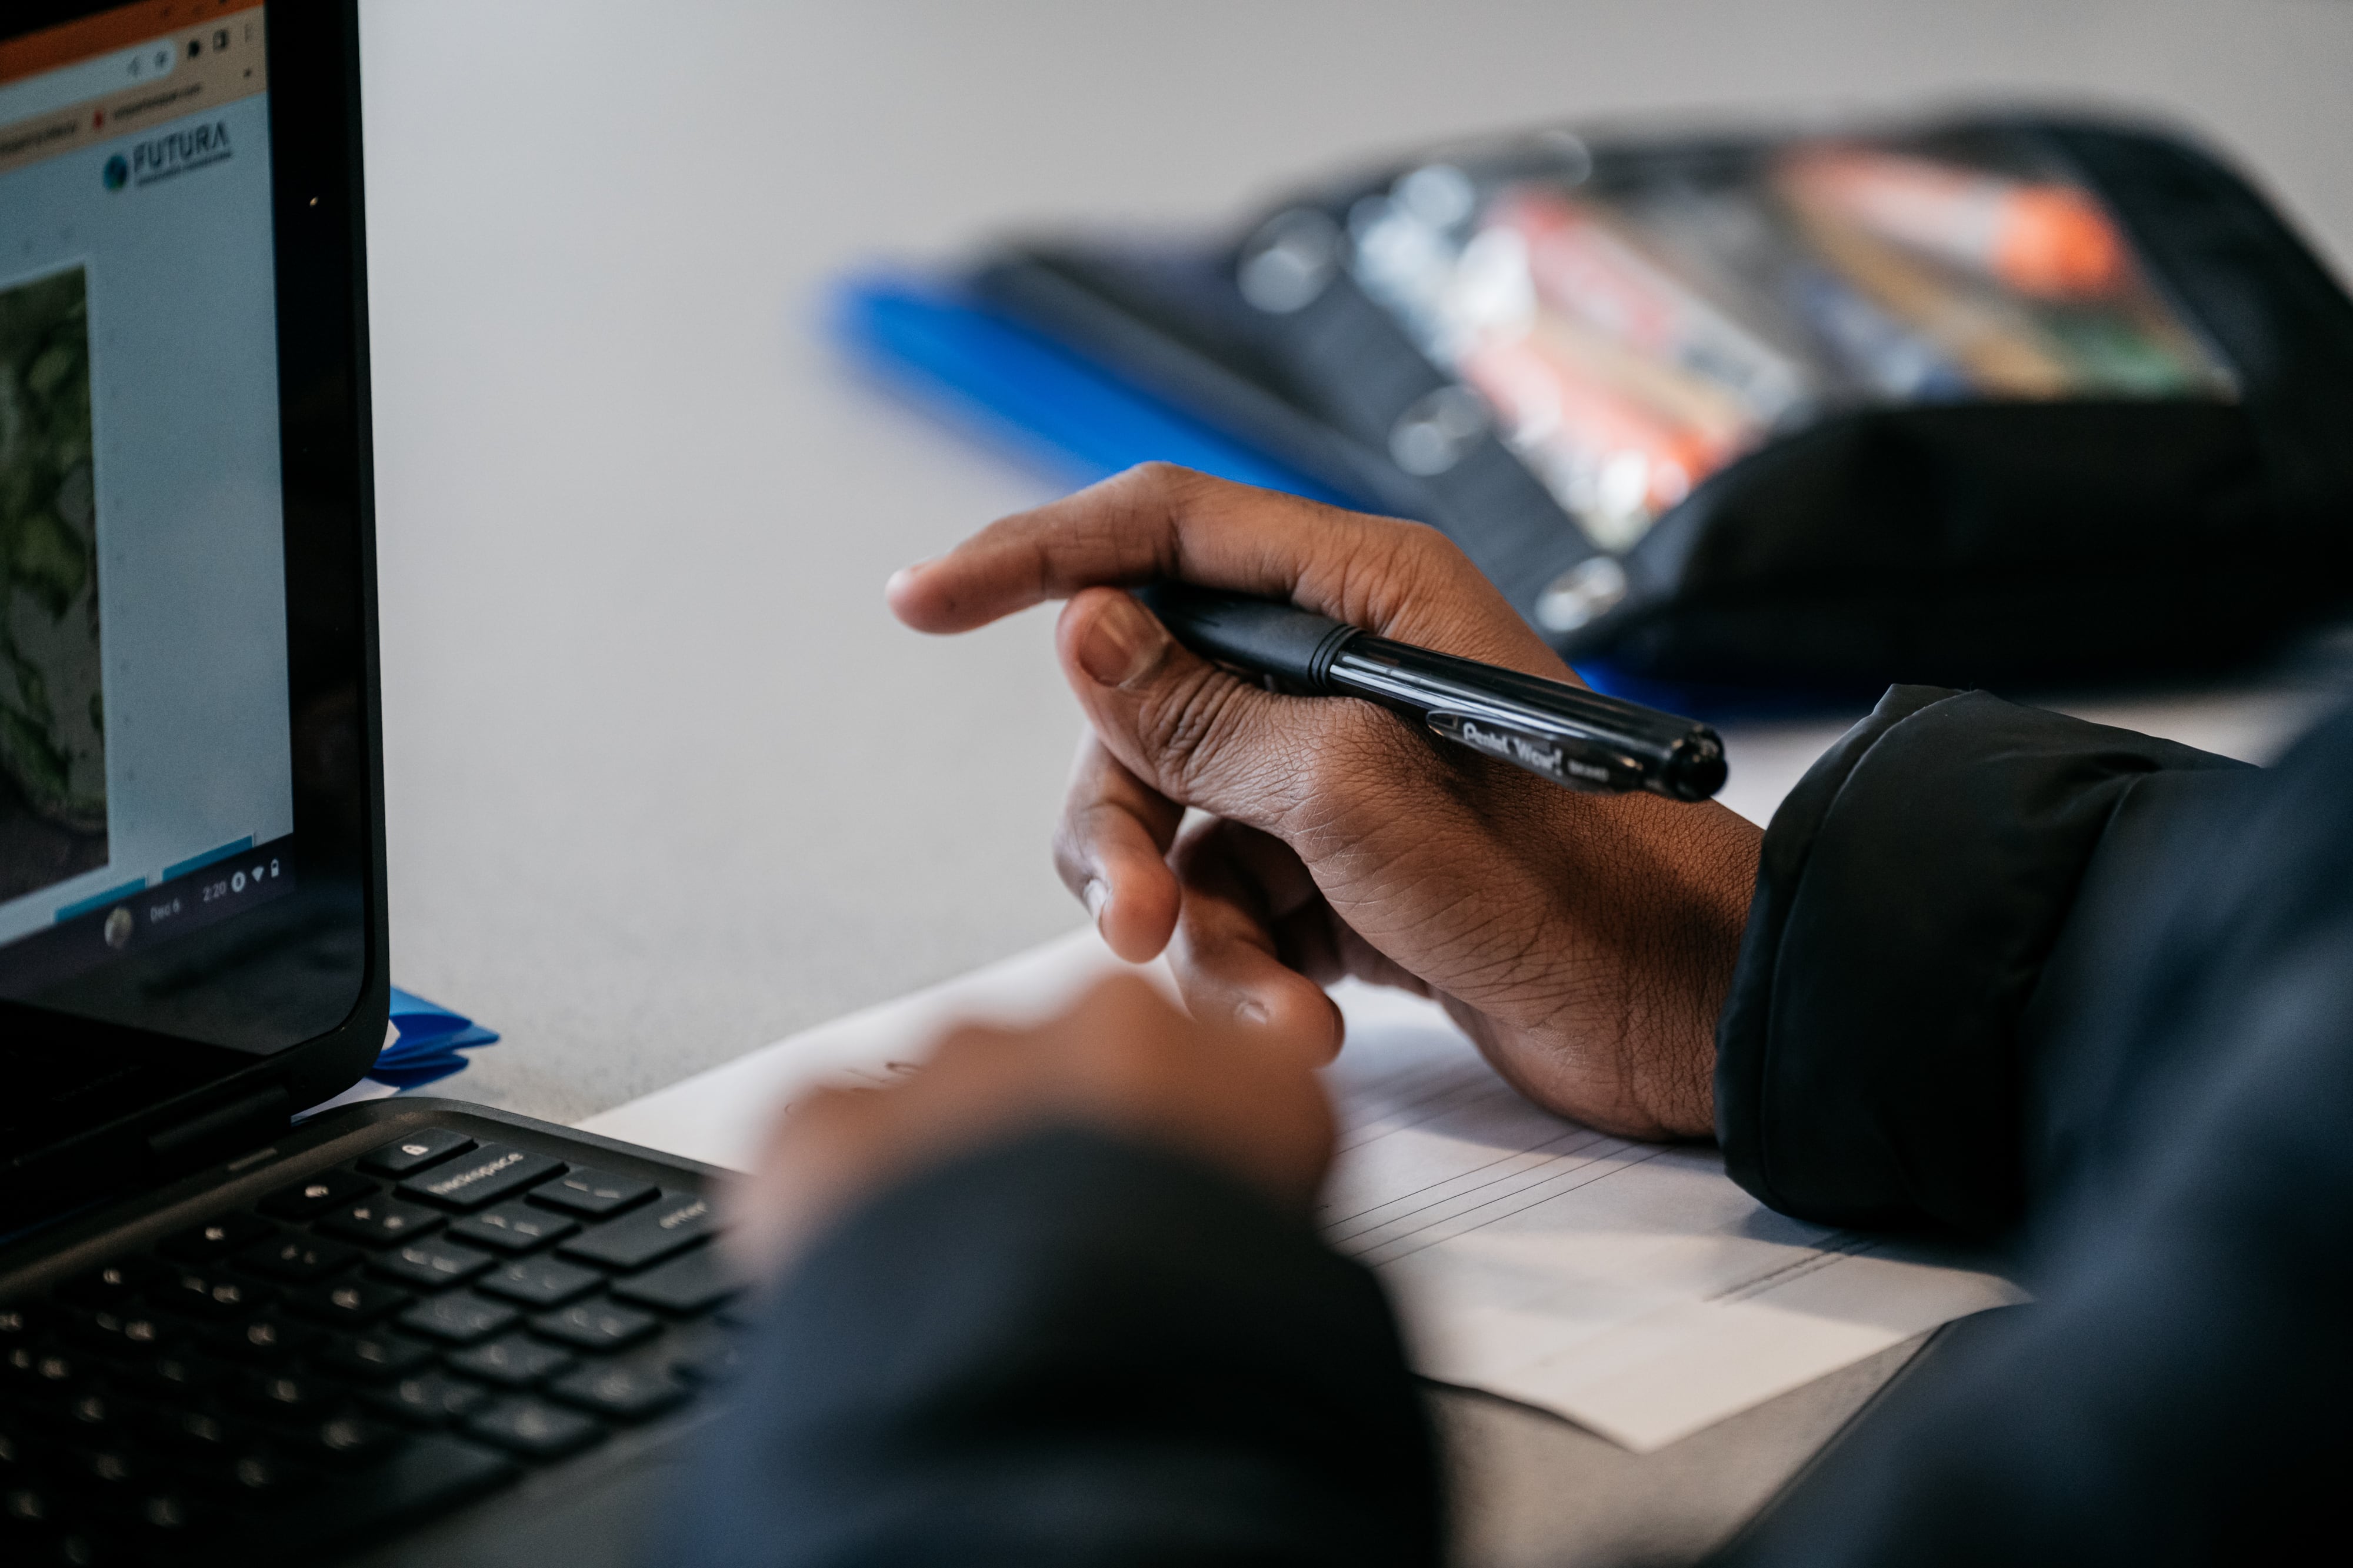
[580,927,2022,1452]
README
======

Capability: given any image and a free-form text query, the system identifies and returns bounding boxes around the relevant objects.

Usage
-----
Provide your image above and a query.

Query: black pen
[1134,583,1727,803]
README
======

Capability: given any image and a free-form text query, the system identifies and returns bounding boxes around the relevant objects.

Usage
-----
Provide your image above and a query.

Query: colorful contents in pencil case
[1778,146,2126,299]
[374,987,501,1089]
[1347,134,2238,555]
[1354,176,1799,551]
[1771,143,2230,400]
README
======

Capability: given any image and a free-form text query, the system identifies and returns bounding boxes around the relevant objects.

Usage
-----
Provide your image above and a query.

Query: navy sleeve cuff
[1714,685,2247,1233]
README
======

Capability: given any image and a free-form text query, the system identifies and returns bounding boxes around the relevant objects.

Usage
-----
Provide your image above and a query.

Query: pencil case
[961,113,2353,699]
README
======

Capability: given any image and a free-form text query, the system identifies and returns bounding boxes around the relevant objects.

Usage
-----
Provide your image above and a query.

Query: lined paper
[582,928,2022,1451]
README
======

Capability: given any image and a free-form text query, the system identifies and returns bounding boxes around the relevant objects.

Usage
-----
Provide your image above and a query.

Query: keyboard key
[152,1269,273,1319]
[316,1329,435,1381]
[183,1446,304,1503]
[61,1441,153,1491]
[370,1238,496,1291]
[0,1413,34,1468]
[0,1303,41,1344]
[529,1167,656,1218]
[399,1145,568,1213]
[475,1257,601,1310]
[258,1168,378,1220]
[296,1413,404,1467]
[357,1128,476,1177]
[316,1197,444,1247]
[234,1234,361,1282]
[53,1386,126,1437]
[449,1202,580,1255]
[281,1277,412,1327]
[530,1300,658,1354]
[124,1487,224,1542]
[51,1531,122,1568]
[1,1478,64,1524]
[4,1339,81,1387]
[610,1247,739,1316]
[144,1404,254,1455]
[265,1434,517,1556]
[398,1293,518,1346]
[54,1260,162,1311]
[557,1192,715,1273]
[59,1305,168,1358]
[548,1361,691,1423]
[464,1398,603,1461]
[448,1334,574,1389]
[235,1368,339,1420]
[133,1350,229,1402]
[157,1212,275,1264]
[364,1371,491,1427]
[200,1312,317,1363]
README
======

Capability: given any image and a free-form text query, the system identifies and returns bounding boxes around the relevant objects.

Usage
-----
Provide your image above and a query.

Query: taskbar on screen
[0,832,297,1001]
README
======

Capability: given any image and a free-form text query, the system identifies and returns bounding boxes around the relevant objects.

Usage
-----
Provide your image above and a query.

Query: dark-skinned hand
[725,975,1334,1278]
[887,464,1762,1141]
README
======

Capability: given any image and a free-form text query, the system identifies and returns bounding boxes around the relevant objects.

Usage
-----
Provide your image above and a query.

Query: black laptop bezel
[0,0,386,1233]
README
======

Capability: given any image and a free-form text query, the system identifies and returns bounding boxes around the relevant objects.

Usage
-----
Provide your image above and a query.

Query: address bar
[0,35,178,132]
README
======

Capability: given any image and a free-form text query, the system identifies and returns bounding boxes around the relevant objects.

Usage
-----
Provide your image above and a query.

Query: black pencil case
[966,112,2353,698]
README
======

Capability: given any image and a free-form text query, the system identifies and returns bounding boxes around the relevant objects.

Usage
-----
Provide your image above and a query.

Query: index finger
[886,463,1518,656]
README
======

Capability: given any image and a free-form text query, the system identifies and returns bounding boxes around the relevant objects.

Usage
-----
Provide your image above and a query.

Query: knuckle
[1291,704,1437,837]
[1049,822,1096,893]
[1110,461,1203,521]
[1134,663,1249,798]
[1125,459,1189,489]
[1368,521,1465,598]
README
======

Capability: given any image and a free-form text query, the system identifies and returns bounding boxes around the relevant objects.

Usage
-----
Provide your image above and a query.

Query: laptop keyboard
[0,1129,748,1565]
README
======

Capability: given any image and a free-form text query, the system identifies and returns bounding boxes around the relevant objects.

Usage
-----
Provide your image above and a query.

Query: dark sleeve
[654,1126,1441,1568]
[1719,705,2353,1565]
[1714,684,2252,1234]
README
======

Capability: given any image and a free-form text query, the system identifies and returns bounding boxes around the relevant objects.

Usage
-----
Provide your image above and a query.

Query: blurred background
[357,1,2353,1122]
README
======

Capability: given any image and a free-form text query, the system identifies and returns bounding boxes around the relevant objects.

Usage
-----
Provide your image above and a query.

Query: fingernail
[885,559,933,596]
[1075,594,1169,689]
[1235,997,1272,1026]
[1082,878,1111,923]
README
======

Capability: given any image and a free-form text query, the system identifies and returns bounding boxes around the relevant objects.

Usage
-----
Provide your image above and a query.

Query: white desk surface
[358,5,2353,1560]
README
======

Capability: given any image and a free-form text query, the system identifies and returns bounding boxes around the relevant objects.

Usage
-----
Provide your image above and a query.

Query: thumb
[1056,586,1401,835]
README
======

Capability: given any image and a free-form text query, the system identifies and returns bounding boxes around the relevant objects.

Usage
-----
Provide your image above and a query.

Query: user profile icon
[103,907,133,950]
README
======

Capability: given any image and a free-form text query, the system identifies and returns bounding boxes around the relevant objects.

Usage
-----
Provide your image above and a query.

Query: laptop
[1,4,742,1562]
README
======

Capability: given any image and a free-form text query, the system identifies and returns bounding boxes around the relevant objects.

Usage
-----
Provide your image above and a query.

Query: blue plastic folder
[374,988,500,1090]
[832,270,1357,507]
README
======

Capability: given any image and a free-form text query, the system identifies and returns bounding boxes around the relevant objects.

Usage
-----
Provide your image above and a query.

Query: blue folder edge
[830,268,1361,510]
[374,987,501,1090]
[824,268,1833,715]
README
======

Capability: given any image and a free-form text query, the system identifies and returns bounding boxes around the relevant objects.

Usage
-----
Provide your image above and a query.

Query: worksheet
[1319,983,2021,1449]
[581,928,2022,1452]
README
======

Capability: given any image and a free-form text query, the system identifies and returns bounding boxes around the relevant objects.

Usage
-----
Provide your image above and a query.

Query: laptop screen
[1,0,362,1054]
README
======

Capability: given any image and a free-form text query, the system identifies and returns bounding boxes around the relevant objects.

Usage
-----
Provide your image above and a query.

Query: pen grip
[1132,582,1360,690]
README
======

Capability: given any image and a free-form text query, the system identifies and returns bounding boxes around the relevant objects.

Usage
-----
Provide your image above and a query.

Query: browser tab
[0,2,263,182]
